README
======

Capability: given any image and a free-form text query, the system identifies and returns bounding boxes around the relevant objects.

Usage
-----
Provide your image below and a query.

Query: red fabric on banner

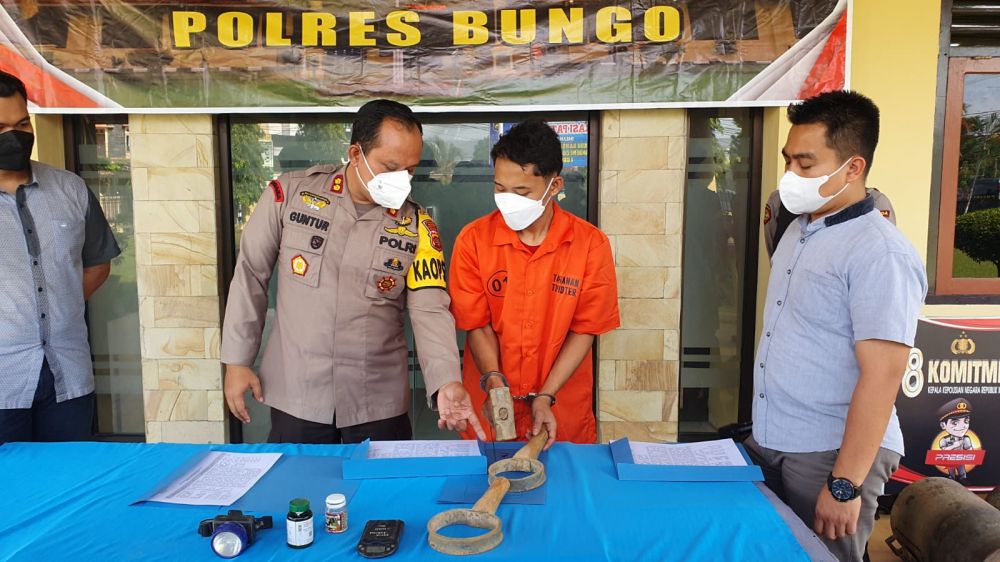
[798,12,847,99]
[925,318,1000,331]
[924,449,986,468]
[0,45,100,108]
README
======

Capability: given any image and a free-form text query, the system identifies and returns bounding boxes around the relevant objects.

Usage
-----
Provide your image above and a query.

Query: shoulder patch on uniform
[269,179,285,203]
[880,209,891,219]
[763,204,772,225]
[331,174,345,195]
[406,209,447,290]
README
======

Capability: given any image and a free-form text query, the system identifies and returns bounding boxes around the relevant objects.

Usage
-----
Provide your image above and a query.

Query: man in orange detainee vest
[449,119,620,449]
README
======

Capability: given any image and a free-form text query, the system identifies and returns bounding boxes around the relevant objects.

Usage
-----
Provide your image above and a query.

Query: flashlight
[211,521,249,558]
[198,510,272,558]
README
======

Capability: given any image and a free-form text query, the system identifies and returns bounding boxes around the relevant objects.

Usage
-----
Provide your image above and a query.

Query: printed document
[367,440,481,459]
[629,439,748,467]
[149,452,282,506]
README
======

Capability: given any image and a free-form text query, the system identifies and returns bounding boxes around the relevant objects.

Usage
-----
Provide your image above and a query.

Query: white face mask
[494,178,554,231]
[356,148,413,210]
[777,158,852,215]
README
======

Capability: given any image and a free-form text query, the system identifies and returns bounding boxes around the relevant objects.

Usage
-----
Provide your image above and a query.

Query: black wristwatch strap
[827,473,862,502]
[479,370,508,392]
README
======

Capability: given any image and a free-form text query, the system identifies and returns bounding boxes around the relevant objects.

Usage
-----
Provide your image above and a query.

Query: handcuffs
[479,371,556,406]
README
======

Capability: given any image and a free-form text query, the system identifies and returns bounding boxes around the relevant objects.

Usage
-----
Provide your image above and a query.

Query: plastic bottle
[325,493,348,534]
[286,498,314,548]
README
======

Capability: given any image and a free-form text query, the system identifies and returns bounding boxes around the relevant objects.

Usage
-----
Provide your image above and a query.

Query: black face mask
[0,130,34,171]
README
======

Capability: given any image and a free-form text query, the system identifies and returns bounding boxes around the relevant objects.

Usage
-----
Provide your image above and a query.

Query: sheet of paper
[628,439,748,467]
[366,440,481,459]
[147,451,282,506]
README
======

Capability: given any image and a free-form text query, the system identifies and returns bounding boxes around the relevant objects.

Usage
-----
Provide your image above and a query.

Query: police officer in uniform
[937,397,974,481]
[763,187,896,259]
[222,100,484,443]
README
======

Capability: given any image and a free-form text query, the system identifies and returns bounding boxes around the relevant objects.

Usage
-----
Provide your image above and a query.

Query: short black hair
[490,118,563,177]
[0,71,27,101]
[788,90,879,175]
[350,99,422,153]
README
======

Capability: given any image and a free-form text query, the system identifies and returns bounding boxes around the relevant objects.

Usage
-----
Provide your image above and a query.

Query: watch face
[830,479,855,501]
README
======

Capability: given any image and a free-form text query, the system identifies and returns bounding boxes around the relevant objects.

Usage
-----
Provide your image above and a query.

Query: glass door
[71,116,144,438]
[678,109,761,439]
[225,113,593,442]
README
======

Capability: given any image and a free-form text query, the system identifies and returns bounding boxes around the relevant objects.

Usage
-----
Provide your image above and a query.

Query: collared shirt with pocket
[221,164,460,426]
[448,203,620,443]
[0,161,120,408]
[753,196,927,455]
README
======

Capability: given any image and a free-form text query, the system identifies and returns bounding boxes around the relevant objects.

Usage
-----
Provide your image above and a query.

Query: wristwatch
[479,370,509,392]
[827,474,862,502]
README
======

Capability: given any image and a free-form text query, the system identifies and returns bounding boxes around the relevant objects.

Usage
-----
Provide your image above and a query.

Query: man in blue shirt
[745,90,927,562]
[0,71,120,442]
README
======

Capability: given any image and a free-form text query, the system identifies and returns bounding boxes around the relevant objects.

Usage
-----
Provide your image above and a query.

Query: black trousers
[268,408,412,444]
[0,359,95,443]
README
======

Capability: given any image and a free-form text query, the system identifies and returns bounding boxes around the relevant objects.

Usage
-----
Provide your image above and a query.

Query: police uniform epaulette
[302,163,341,176]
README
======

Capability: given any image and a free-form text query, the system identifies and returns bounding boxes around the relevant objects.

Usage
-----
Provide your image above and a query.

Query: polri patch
[880,209,891,219]
[763,204,772,225]
[301,191,330,211]
[291,254,309,276]
[310,235,324,250]
[269,179,285,203]
[377,276,397,293]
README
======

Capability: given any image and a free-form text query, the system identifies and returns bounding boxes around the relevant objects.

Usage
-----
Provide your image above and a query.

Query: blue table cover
[0,441,812,561]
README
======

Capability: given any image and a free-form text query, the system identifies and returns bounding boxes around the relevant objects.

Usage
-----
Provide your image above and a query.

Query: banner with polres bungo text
[0,0,850,113]
[889,318,1000,494]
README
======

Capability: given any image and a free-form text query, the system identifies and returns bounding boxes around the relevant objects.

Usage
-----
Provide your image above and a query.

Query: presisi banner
[889,318,1000,494]
[0,0,849,113]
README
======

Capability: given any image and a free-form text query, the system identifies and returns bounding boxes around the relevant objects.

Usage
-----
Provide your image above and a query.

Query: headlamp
[198,510,272,558]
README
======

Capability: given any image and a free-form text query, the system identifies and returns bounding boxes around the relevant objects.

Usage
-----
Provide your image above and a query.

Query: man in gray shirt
[0,71,120,442]
[744,91,927,562]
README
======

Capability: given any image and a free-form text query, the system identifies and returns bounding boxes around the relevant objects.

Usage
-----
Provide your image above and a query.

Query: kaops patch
[407,209,447,290]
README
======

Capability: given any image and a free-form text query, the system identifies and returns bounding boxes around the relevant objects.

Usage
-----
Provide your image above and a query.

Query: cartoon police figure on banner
[890,319,998,494]
[929,398,982,482]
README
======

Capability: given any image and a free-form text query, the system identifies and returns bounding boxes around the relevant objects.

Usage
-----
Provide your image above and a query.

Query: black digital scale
[357,519,404,558]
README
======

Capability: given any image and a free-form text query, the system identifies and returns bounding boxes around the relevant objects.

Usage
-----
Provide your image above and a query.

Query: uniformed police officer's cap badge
[377,276,397,293]
[310,236,324,250]
[291,255,309,276]
[938,397,972,421]
[384,257,404,272]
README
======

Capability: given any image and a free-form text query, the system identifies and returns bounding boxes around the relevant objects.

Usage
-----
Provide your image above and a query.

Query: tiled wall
[597,109,686,443]
[131,115,227,443]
